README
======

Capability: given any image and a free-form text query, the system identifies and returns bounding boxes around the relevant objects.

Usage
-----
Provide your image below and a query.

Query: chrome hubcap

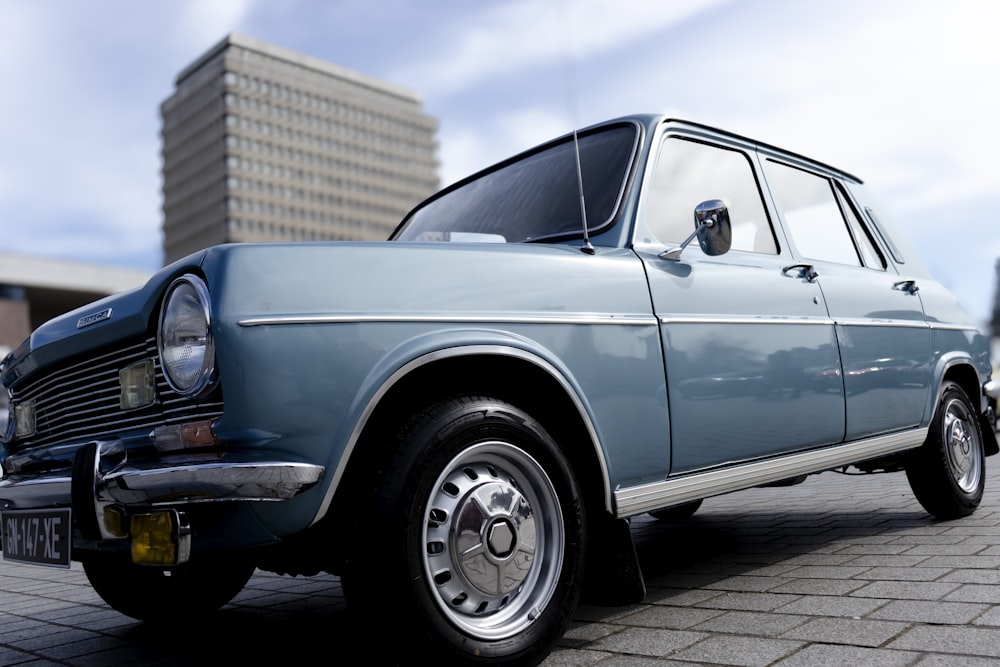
[943,398,981,493]
[452,477,535,597]
[422,442,563,640]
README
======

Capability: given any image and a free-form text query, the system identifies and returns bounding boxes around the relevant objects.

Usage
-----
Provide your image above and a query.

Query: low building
[0,252,151,352]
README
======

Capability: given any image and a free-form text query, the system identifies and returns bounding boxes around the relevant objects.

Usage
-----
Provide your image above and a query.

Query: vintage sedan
[2,115,998,664]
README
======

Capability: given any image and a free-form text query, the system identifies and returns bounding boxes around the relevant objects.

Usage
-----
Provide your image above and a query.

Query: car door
[635,132,846,474]
[758,157,932,440]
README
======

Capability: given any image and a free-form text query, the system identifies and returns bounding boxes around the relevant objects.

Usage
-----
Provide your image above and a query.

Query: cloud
[0,0,260,269]
[174,0,258,51]
[438,107,577,186]
[0,0,995,327]
[390,0,730,97]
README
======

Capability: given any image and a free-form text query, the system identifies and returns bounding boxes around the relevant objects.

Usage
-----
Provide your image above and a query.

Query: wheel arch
[322,343,614,533]
[933,359,999,456]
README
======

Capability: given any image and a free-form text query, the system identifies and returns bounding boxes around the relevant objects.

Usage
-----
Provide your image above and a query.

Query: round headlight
[158,275,215,396]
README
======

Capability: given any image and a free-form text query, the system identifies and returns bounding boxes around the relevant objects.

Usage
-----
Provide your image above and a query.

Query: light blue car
[2,115,998,664]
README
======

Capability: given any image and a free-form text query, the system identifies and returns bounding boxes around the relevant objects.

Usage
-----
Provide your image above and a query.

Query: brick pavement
[3,463,1000,665]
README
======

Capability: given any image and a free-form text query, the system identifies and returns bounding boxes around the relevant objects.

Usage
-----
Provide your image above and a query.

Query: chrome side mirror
[660,199,732,261]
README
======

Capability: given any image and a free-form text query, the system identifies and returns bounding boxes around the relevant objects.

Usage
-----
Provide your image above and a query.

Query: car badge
[77,307,113,329]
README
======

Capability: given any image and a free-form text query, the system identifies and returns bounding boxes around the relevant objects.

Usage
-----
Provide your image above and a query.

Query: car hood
[2,242,652,390]
[1,251,210,389]
[201,241,649,324]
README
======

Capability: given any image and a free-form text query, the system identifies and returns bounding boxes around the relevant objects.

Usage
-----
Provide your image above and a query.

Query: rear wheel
[83,555,255,622]
[905,381,985,519]
[342,395,585,665]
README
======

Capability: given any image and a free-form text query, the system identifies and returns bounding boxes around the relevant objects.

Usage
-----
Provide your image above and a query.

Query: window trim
[643,134,780,256]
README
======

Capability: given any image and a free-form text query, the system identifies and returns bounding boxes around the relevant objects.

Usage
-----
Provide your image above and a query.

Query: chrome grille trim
[9,337,223,452]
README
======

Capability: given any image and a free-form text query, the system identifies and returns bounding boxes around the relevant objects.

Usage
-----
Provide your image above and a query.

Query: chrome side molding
[614,428,927,518]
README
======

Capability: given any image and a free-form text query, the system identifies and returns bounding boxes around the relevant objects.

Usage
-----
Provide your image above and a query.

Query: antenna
[561,1,594,255]
[572,129,595,254]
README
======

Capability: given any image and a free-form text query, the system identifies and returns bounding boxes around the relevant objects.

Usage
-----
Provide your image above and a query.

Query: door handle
[782,263,819,283]
[893,279,919,295]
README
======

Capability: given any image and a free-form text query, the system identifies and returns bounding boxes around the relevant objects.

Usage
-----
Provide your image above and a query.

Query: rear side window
[764,160,862,266]
[835,184,885,270]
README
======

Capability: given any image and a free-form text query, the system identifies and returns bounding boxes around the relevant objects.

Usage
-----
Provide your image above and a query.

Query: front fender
[311,327,613,525]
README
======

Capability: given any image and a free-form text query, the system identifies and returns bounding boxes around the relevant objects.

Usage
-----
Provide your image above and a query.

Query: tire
[648,499,703,522]
[342,395,585,665]
[83,554,255,622]
[905,381,985,519]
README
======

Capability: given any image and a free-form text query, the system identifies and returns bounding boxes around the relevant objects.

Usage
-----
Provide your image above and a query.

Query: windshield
[392,123,638,243]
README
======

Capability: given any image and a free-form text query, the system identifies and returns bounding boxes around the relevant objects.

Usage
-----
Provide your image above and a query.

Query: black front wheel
[342,395,585,665]
[905,381,985,519]
[83,555,255,622]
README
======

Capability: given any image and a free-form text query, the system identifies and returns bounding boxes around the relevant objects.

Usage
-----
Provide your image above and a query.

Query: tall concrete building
[160,33,439,264]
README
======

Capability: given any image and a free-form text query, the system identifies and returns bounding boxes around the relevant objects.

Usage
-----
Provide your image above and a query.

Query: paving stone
[690,610,809,636]
[7,628,103,652]
[773,554,860,566]
[782,565,873,579]
[889,535,969,545]
[835,544,915,555]
[774,594,888,618]
[903,544,991,556]
[843,554,930,567]
[977,545,1000,555]
[589,627,706,657]
[0,649,44,667]
[540,648,613,665]
[914,655,1000,666]
[34,635,132,660]
[869,600,990,625]
[769,578,869,596]
[620,605,724,630]
[643,587,724,606]
[971,606,1000,627]
[669,634,804,666]
[939,569,1000,585]
[560,621,623,643]
[780,617,909,647]
[943,525,1000,536]
[888,625,1000,657]
[851,580,961,600]
[921,555,1000,569]
[772,643,920,666]
[855,566,955,581]
[695,591,803,612]
[943,585,1000,604]
[704,575,793,592]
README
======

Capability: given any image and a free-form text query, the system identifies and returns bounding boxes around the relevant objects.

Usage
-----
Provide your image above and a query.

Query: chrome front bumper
[0,439,325,542]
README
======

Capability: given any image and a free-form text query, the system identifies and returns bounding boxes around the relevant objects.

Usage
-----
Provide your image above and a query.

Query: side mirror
[659,199,733,261]
[695,199,732,256]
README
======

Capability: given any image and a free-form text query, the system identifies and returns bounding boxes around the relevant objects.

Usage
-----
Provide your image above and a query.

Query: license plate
[2,508,72,568]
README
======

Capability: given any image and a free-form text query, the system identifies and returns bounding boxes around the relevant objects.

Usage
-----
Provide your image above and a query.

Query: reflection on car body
[2,115,998,665]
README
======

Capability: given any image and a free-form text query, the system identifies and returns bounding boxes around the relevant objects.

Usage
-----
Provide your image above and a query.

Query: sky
[0,0,998,328]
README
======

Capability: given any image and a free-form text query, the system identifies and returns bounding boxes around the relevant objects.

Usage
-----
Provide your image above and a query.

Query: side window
[834,183,886,270]
[763,160,860,266]
[646,137,777,254]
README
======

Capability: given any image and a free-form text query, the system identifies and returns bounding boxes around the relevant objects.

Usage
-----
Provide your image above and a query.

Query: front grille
[9,336,223,452]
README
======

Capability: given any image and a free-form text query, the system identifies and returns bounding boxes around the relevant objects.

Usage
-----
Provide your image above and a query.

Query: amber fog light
[130,510,191,565]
